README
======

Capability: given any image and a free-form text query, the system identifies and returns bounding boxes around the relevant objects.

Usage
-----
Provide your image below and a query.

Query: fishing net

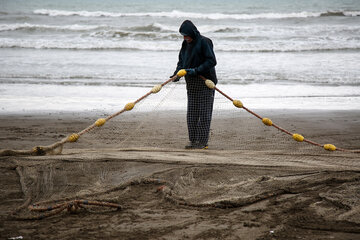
[2,73,360,221]
[1,73,358,156]
[10,152,360,221]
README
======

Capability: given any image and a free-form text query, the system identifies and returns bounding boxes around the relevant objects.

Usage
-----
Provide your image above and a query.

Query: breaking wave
[1,38,359,53]
[33,9,360,20]
[0,23,104,32]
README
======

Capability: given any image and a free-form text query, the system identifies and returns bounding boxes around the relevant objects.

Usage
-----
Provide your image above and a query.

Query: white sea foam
[0,23,104,32]
[0,38,179,51]
[345,11,360,16]
[1,37,359,52]
[33,9,360,20]
[152,23,178,32]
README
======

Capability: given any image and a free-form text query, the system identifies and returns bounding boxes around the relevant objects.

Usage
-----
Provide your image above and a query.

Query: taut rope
[0,70,359,156]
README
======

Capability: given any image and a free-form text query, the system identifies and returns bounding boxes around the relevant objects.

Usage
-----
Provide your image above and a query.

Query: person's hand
[185,68,196,76]
[170,75,180,82]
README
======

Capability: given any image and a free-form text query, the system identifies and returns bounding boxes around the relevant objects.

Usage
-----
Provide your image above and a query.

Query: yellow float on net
[95,118,106,127]
[205,79,215,89]
[233,99,243,108]
[262,118,273,126]
[151,84,162,93]
[32,146,45,155]
[67,133,80,142]
[292,133,304,142]
[177,69,187,77]
[125,102,135,111]
[324,144,336,151]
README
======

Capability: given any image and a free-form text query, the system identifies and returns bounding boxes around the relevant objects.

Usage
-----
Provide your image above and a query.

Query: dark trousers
[186,87,215,145]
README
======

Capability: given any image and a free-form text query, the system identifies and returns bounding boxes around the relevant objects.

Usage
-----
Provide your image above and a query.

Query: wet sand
[1,109,360,240]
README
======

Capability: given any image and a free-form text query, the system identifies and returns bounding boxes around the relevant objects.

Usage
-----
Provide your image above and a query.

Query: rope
[0,76,178,156]
[10,177,165,220]
[157,171,360,209]
[198,75,360,153]
[0,71,358,155]
[12,199,121,220]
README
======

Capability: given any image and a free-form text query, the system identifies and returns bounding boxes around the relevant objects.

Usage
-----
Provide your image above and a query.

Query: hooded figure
[172,20,218,149]
[174,20,217,88]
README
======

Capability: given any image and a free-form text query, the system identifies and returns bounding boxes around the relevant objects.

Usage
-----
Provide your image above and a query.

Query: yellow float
[292,133,304,142]
[233,100,243,108]
[95,118,106,127]
[151,84,162,93]
[262,118,273,126]
[67,133,80,142]
[324,144,336,151]
[125,102,135,111]
[205,79,215,89]
[177,69,187,77]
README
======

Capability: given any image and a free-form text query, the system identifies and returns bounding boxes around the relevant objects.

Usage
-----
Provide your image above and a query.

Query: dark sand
[1,109,360,240]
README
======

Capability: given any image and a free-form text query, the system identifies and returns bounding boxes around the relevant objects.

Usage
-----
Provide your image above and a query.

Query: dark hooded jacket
[174,20,217,87]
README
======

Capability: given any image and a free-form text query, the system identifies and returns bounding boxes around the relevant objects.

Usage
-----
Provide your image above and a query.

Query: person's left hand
[185,68,196,76]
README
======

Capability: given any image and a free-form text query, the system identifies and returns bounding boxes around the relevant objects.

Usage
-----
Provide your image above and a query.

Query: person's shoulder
[200,35,212,42]
[199,35,213,46]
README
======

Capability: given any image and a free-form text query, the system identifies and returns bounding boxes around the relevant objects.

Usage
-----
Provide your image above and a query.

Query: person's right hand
[170,75,180,82]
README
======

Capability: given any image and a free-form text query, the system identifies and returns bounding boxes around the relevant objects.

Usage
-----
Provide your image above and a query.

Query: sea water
[0,0,359,113]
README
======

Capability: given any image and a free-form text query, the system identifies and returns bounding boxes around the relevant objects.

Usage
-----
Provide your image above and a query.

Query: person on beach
[172,20,217,149]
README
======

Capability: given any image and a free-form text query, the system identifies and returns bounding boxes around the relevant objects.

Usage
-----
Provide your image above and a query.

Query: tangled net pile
[10,161,360,222]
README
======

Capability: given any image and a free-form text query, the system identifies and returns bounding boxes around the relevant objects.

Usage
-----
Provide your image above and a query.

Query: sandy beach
[1,0,360,239]
[0,109,360,240]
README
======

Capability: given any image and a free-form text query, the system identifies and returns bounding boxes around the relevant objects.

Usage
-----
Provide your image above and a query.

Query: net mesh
[10,151,360,221]
[76,82,340,154]
[2,80,360,222]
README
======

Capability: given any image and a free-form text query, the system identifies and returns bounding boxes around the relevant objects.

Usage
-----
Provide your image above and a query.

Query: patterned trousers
[186,86,215,145]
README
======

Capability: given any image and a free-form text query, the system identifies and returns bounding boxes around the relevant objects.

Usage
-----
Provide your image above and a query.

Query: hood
[179,20,200,39]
